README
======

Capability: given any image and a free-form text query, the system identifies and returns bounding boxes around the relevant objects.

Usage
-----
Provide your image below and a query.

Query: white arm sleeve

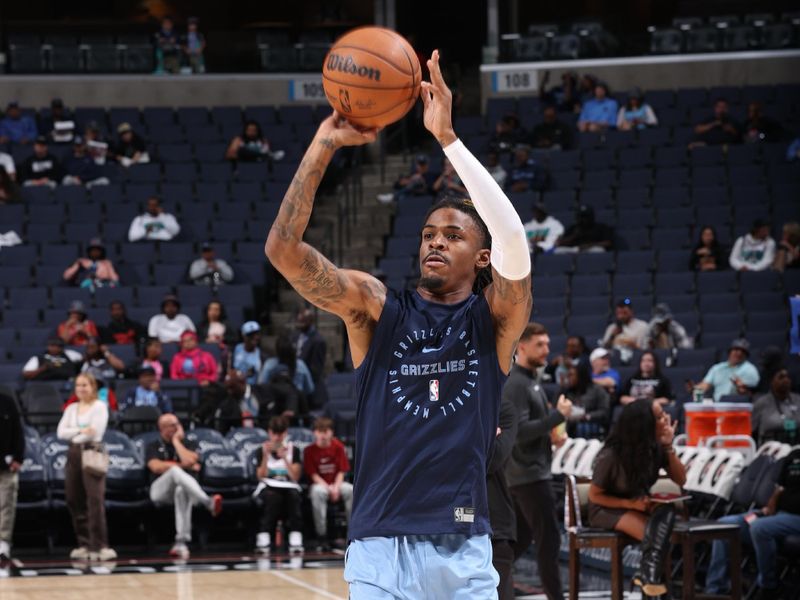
[442,139,531,280]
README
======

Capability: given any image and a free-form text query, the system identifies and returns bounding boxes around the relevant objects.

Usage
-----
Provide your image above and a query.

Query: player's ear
[475,248,491,270]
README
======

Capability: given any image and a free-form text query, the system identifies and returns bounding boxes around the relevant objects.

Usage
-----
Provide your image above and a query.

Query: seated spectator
[588,400,684,597]
[0,387,23,563]
[705,445,800,599]
[0,151,16,182]
[0,165,18,204]
[197,300,237,347]
[692,98,741,146]
[774,221,800,272]
[83,122,109,165]
[139,338,168,382]
[19,136,62,188]
[788,137,800,162]
[489,113,527,154]
[546,334,589,387]
[589,347,621,397]
[554,205,614,253]
[689,225,726,271]
[128,196,181,242]
[530,104,574,150]
[693,338,760,401]
[616,89,658,131]
[752,367,800,445]
[618,351,673,422]
[577,82,618,132]
[99,301,147,350]
[646,303,693,350]
[155,16,181,74]
[538,70,580,113]
[62,238,119,290]
[57,300,100,346]
[730,219,776,272]
[743,102,782,144]
[170,330,218,386]
[602,298,648,351]
[22,337,82,381]
[40,98,73,144]
[303,417,353,550]
[62,137,109,188]
[484,151,507,188]
[119,366,172,415]
[225,120,283,163]
[194,370,280,433]
[148,295,196,344]
[505,144,548,193]
[189,242,234,287]
[112,123,149,167]
[376,154,437,204]
[0,101,37,145]
[233,321,266,385]
[562,361,610,437]
[146,413,223,559]
[524,201,564,253]
[254,415,304,554]
[258,332,315,410]
[431,157,467,200]
[79,337,126,386]
[182,17,206,74]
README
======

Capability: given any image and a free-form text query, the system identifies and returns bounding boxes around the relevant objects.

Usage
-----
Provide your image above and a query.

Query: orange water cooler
[684,402,753,446]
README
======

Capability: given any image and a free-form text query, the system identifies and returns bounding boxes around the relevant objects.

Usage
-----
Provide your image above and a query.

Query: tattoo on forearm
[288,247,348,309]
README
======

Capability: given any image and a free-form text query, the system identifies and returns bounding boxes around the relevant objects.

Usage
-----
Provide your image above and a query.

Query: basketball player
[266,50,532,598]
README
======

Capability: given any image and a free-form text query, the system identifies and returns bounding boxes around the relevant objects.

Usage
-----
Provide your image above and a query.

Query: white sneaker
[0,541,9,559]
[90,547,117,561]
[256,532,270,554]
[70,547,90,560]
[269,150,286,161]
[288,531,303,554]
[376,193,395,204]
[169,543,190,560]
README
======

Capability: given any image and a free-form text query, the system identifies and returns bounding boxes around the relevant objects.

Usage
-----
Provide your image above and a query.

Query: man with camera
[253,416,303,555]
[692,98,742,146]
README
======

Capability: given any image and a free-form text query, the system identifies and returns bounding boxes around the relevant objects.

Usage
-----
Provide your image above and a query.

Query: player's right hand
[556,394,572,417]
[317,110,378,149]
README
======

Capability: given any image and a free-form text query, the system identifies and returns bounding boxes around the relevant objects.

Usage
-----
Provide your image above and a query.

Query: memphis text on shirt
[387,326,479,421]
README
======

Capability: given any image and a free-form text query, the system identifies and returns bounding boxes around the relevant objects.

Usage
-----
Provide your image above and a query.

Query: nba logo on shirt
[429,379,439,402]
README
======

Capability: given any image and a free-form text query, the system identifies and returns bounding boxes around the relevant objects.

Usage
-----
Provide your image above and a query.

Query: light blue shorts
[344,534,499,600]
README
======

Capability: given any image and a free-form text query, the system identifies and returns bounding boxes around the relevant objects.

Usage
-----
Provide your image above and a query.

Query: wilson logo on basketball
[326,54,382,81]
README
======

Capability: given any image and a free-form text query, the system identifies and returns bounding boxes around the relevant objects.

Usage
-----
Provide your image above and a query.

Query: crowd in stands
[154,16,206,75]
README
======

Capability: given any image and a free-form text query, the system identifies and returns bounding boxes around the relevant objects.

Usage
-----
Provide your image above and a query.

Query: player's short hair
[519,322,548,341]
[313,417,334,432]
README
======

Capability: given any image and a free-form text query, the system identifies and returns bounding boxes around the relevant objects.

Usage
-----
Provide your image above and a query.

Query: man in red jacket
[170,330,218,386]
[303,417,352,549]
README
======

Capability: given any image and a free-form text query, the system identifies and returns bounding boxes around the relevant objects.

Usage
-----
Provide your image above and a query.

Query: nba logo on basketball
[429,379,439,402]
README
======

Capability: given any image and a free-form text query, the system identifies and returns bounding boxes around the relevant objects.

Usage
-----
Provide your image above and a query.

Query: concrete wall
[480,49,800,111]
[0,73,329,109]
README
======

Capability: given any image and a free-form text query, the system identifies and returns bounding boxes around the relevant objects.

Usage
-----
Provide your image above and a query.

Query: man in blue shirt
[578,83,618,133]
[590,347,621,397]
[506,144,548,193]
[232,321,265,385]
[0,102,37,145]
[695,338,760,401]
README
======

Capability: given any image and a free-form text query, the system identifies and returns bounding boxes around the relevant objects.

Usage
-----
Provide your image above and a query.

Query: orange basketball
[322,26,421,129]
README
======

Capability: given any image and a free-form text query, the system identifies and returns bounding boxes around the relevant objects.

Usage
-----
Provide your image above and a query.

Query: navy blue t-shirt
[349,289,504,539]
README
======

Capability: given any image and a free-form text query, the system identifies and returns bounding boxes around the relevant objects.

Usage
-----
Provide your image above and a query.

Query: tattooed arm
[265,112,386,367]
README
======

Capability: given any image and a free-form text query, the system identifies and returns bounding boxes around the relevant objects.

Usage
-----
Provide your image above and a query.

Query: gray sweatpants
[309,482,353,538]
[0,471,18,544]
[149,466,211,543]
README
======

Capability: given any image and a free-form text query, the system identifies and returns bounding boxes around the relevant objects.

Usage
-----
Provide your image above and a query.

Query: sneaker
[269,150,285,162]
[169,543,190,560]
[210,494,223,517]
[70,547,90,560]
[0,541,9,561]
[288,531,303,554]
[256,532,270,554]
[376,193,395,204]
[90,547,117,561]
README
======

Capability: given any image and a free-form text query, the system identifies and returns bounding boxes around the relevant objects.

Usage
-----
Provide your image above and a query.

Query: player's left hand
[316,111,378,149]
[421,50,457,147]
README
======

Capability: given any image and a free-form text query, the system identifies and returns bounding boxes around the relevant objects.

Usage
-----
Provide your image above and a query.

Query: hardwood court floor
[0,567,350,600]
